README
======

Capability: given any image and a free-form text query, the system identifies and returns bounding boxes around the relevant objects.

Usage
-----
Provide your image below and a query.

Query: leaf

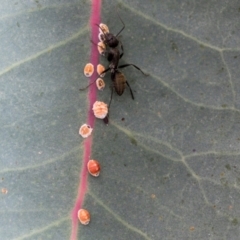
[1,0,240,239]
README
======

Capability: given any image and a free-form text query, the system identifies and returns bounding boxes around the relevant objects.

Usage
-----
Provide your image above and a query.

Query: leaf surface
[1,0,240,239]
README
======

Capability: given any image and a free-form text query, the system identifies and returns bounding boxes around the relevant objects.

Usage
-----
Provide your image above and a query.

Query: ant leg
[90,39,106,56]
[119,40,124,59]
[96,24,107,35]
[103,86,114,125]
[103,87,113,125]
[79,78,98,91]
[126,81,134,100]
[95,24,108,42]
[90,39,98,46]
[115,9,125,37]
[79,67,110,91]
[90,39,105,49]
[108,86,114,109]
[118,63,148,76]
[100,67,110,76]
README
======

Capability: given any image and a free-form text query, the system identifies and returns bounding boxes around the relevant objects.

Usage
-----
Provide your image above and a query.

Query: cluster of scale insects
[80,9,148,123]
[78,9,148,226]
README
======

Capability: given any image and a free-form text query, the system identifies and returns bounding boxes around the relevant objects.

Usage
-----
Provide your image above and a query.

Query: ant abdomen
[114,71,126,96]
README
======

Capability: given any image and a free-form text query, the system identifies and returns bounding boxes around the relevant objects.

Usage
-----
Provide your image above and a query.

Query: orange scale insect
[79,124,93,138]
[99,23,109,34]
[98,32,104,42]
[97,41,106,56]
[83,63,94,77]
[96,78,105,90]
[87,160,101,177]
[97,64,105,77]
[92,101,108,119]
[78,209,91,225]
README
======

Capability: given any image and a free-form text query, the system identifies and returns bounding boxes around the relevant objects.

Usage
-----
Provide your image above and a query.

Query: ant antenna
[115,8,125,37]
[79,79,98,91]
[80,67,110,91]
[95,24,108,40]
[90,39,105,51]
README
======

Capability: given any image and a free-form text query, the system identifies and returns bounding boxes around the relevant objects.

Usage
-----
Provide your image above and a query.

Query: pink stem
[70,1,101,239]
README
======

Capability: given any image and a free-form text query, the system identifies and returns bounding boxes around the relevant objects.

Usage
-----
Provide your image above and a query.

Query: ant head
[97,24,119,48]
[104,33,119,48]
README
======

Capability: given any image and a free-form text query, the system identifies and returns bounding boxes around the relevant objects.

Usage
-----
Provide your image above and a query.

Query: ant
[80,8,148,122]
